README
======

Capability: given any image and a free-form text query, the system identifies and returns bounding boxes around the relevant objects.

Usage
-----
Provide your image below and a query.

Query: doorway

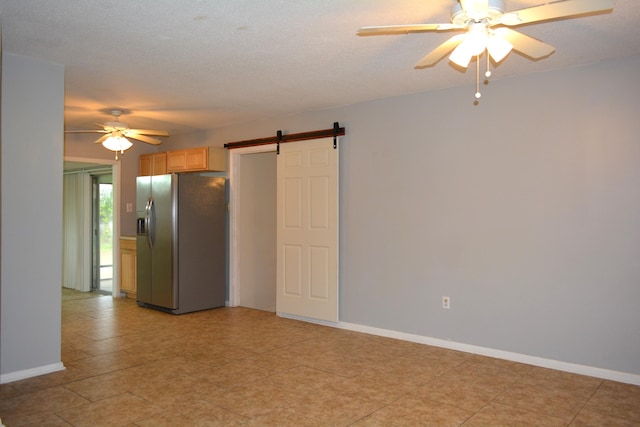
[229,145,277,309]
[238,151,277,311]
[63,158,120,296]
[229,138,340,322]
[91,174,113,294]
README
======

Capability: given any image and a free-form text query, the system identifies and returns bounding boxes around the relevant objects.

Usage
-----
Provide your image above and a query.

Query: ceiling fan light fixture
[449,23,488,67]
[102,135,133,154]
[358,0,616,103]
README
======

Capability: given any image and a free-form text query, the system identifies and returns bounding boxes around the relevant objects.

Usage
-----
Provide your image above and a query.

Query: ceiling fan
[65,109,169,158]
[358,0,616,99]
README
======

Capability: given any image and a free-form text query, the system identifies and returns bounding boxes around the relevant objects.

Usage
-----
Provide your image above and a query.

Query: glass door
[91,174,113,294]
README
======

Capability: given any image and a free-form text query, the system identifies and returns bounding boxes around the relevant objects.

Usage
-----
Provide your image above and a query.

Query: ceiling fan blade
[357,23,458,36]
[95,123,120,133]
[126,133,163,145]
[64,129,108,134]
[93,134,111,144]
[495,28,555,59]
[501,0,615,26]
[415,34,466,68]
[126,129,170,137]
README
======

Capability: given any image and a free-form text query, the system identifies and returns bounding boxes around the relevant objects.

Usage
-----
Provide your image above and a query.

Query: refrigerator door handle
[145,197,155,249]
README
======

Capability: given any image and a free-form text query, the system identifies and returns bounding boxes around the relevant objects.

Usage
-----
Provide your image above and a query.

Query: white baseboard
[0,362,65,384]
[278,312,640,386]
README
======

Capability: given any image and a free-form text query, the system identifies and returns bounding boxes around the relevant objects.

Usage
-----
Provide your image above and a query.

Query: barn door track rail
[224,122,345,151]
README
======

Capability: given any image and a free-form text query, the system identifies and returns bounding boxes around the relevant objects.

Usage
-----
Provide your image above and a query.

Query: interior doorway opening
[237,151,277,311]
[92,175,113,294]
[229,137,340,322]
[229,144,277,310]
[63,157,120,296]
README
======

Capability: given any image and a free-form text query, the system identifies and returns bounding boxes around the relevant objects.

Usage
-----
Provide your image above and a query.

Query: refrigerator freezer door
[136,176,152,305]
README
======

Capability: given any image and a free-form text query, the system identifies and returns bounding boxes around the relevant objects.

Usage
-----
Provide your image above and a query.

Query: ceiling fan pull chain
[485,50,492,79]
[475,55,481,100]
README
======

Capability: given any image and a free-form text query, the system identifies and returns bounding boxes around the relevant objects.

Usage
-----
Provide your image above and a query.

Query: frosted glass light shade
[102,135,133,152]
[449,23,488,68]
[487,34,513,63]
[449,41,475,67]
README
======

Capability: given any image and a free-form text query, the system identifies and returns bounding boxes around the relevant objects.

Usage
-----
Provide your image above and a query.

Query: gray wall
[62,54,640,377]
[201,56,640,376]
[1,53,64,378]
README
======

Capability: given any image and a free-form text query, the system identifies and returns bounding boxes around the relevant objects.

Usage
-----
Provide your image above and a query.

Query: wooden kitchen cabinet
[120,238,137,298]
[139,152,167,176]
[166,147,226,173]
[139,154,151,176]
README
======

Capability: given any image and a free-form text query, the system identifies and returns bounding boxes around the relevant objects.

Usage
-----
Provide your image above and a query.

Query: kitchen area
[119,146,228,314]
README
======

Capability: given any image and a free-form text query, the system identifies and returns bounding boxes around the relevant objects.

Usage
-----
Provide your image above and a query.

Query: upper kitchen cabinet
[139,147,226,176]
[166,147,226,173]
[139,152,167,176]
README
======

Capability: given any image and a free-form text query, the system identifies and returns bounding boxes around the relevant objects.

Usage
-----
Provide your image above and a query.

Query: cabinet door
[167,150,187,171]
[140,153,167,176]
[167,147,208,172]
[152,152,167,175]
[139,154,152,176]
[164,147,225,173]
[185,147,208,170]
[120,239,137,295]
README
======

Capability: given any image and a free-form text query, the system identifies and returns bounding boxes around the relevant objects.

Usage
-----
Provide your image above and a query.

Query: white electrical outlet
[442,296,451,309]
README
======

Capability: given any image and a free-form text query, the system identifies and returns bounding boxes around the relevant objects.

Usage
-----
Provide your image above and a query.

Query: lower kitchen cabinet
[120,237,137,298]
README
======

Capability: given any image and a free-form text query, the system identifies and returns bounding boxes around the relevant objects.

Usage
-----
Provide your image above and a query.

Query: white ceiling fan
[65,109,169,158]
[358,0,616,99]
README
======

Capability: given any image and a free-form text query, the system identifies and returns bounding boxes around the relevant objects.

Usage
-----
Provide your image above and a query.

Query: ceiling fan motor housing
[452,0,505,25]
[105,121,128,131]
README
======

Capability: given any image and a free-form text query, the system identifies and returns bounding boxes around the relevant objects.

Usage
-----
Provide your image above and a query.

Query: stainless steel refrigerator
[136,174,226,314]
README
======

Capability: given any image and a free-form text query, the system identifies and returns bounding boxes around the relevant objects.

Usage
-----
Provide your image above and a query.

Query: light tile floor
[1,289,639,426]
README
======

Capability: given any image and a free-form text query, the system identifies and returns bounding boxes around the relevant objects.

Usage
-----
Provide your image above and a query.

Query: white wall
[204,56,640,378]
[1,53,65,381]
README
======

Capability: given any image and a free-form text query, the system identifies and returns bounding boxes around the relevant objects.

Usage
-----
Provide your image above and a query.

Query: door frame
[228,143,277,307]
[64,156,121,296]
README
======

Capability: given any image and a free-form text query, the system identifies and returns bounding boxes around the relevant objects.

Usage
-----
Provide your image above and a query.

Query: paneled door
[276,137,339,322]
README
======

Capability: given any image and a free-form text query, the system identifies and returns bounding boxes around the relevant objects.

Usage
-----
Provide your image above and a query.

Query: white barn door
[276,137,339,322]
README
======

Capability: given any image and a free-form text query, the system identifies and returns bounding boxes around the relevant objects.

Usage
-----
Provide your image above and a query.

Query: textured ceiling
[1,0,638,135]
